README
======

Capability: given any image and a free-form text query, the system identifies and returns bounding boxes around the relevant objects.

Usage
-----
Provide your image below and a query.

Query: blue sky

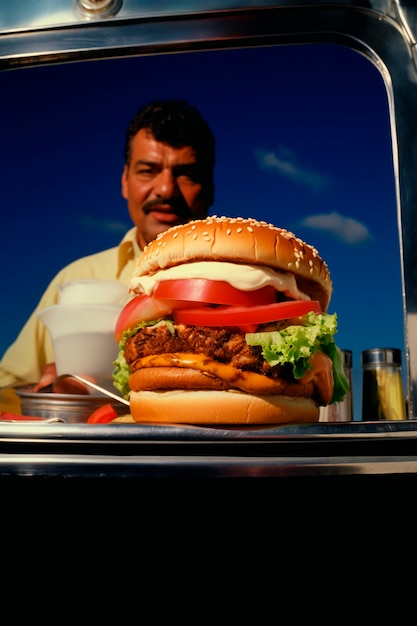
[0,43,403,419]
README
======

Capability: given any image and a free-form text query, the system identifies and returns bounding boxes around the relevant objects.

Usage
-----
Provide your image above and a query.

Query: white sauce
[129,261,309,301]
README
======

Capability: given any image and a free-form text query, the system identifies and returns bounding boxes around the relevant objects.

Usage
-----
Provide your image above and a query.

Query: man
[0,99,215,398]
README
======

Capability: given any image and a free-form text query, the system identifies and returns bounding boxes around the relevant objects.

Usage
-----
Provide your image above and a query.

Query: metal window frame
[2,0,417,415]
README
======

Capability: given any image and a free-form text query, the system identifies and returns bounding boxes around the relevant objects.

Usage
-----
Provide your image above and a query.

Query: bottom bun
[129,389,319,425]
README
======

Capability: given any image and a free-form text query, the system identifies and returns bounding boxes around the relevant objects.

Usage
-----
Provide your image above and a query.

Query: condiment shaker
[361,348,406,421]
[319,349,353,422]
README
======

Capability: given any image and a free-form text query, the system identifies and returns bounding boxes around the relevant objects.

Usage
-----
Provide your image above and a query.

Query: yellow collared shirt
[0,227,141,392]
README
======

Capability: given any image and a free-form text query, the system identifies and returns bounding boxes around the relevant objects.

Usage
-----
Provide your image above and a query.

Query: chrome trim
[2,453,417,478]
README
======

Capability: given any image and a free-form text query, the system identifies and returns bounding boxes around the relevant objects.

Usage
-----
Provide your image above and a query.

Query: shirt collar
[117,227,142,278]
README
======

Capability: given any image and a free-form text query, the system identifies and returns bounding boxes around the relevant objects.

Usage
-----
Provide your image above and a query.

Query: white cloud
[300,211,372,245]
[79,215,128,233]
[255,147,330,192]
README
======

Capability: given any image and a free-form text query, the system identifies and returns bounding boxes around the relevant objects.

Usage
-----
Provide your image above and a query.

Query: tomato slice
[87,403,118,424]
[0,411,44,421]
[153,279,277,307]
[114,294,197,341]
[115,295,172,341]
[173,300,321,327]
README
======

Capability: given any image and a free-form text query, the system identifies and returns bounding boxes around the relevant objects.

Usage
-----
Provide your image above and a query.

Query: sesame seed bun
[137,215,332,311]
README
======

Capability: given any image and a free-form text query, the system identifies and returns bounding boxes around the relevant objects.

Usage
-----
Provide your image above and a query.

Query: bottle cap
[361,348,402,366]
[341,349,352,368]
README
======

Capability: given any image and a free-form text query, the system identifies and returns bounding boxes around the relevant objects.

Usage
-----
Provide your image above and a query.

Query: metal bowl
[15,386,129,423]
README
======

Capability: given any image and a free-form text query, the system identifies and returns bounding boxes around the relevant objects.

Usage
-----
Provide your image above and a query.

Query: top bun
[137,215,332,311]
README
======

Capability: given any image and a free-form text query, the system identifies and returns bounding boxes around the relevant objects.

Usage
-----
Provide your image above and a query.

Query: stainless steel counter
[2,420,417,478]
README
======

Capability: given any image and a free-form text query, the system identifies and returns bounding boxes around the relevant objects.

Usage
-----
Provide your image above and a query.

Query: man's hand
[32,363,58,392]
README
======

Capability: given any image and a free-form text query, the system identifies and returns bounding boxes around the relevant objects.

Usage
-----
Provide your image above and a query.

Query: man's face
[121,128,211,249]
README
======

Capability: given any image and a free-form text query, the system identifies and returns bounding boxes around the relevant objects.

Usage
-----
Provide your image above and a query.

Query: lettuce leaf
[245,312,349,403]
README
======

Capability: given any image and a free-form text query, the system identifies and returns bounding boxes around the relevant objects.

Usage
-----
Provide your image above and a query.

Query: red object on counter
[87,403,118,424]
[0,411,44,421]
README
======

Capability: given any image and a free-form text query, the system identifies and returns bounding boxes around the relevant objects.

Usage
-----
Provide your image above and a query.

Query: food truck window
[0,43,401,420]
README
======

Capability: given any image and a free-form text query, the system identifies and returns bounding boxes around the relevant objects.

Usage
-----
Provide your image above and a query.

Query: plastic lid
[361,348,402,366]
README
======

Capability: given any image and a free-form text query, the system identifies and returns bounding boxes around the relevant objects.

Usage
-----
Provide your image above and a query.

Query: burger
[113,216,349,425]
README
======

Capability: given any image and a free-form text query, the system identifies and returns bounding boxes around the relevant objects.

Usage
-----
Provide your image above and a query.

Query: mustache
[142,197,190,217]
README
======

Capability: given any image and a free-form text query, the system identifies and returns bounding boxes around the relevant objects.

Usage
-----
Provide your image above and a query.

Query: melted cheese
[129,261,309,301]
[134,352,333,404]
[135,353,284,393]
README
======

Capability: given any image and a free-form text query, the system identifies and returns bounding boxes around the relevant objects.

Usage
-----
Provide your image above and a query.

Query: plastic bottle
[361,348,406,421]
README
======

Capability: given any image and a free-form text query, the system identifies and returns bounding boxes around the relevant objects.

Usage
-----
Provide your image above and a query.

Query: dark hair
[124,99,215,203]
